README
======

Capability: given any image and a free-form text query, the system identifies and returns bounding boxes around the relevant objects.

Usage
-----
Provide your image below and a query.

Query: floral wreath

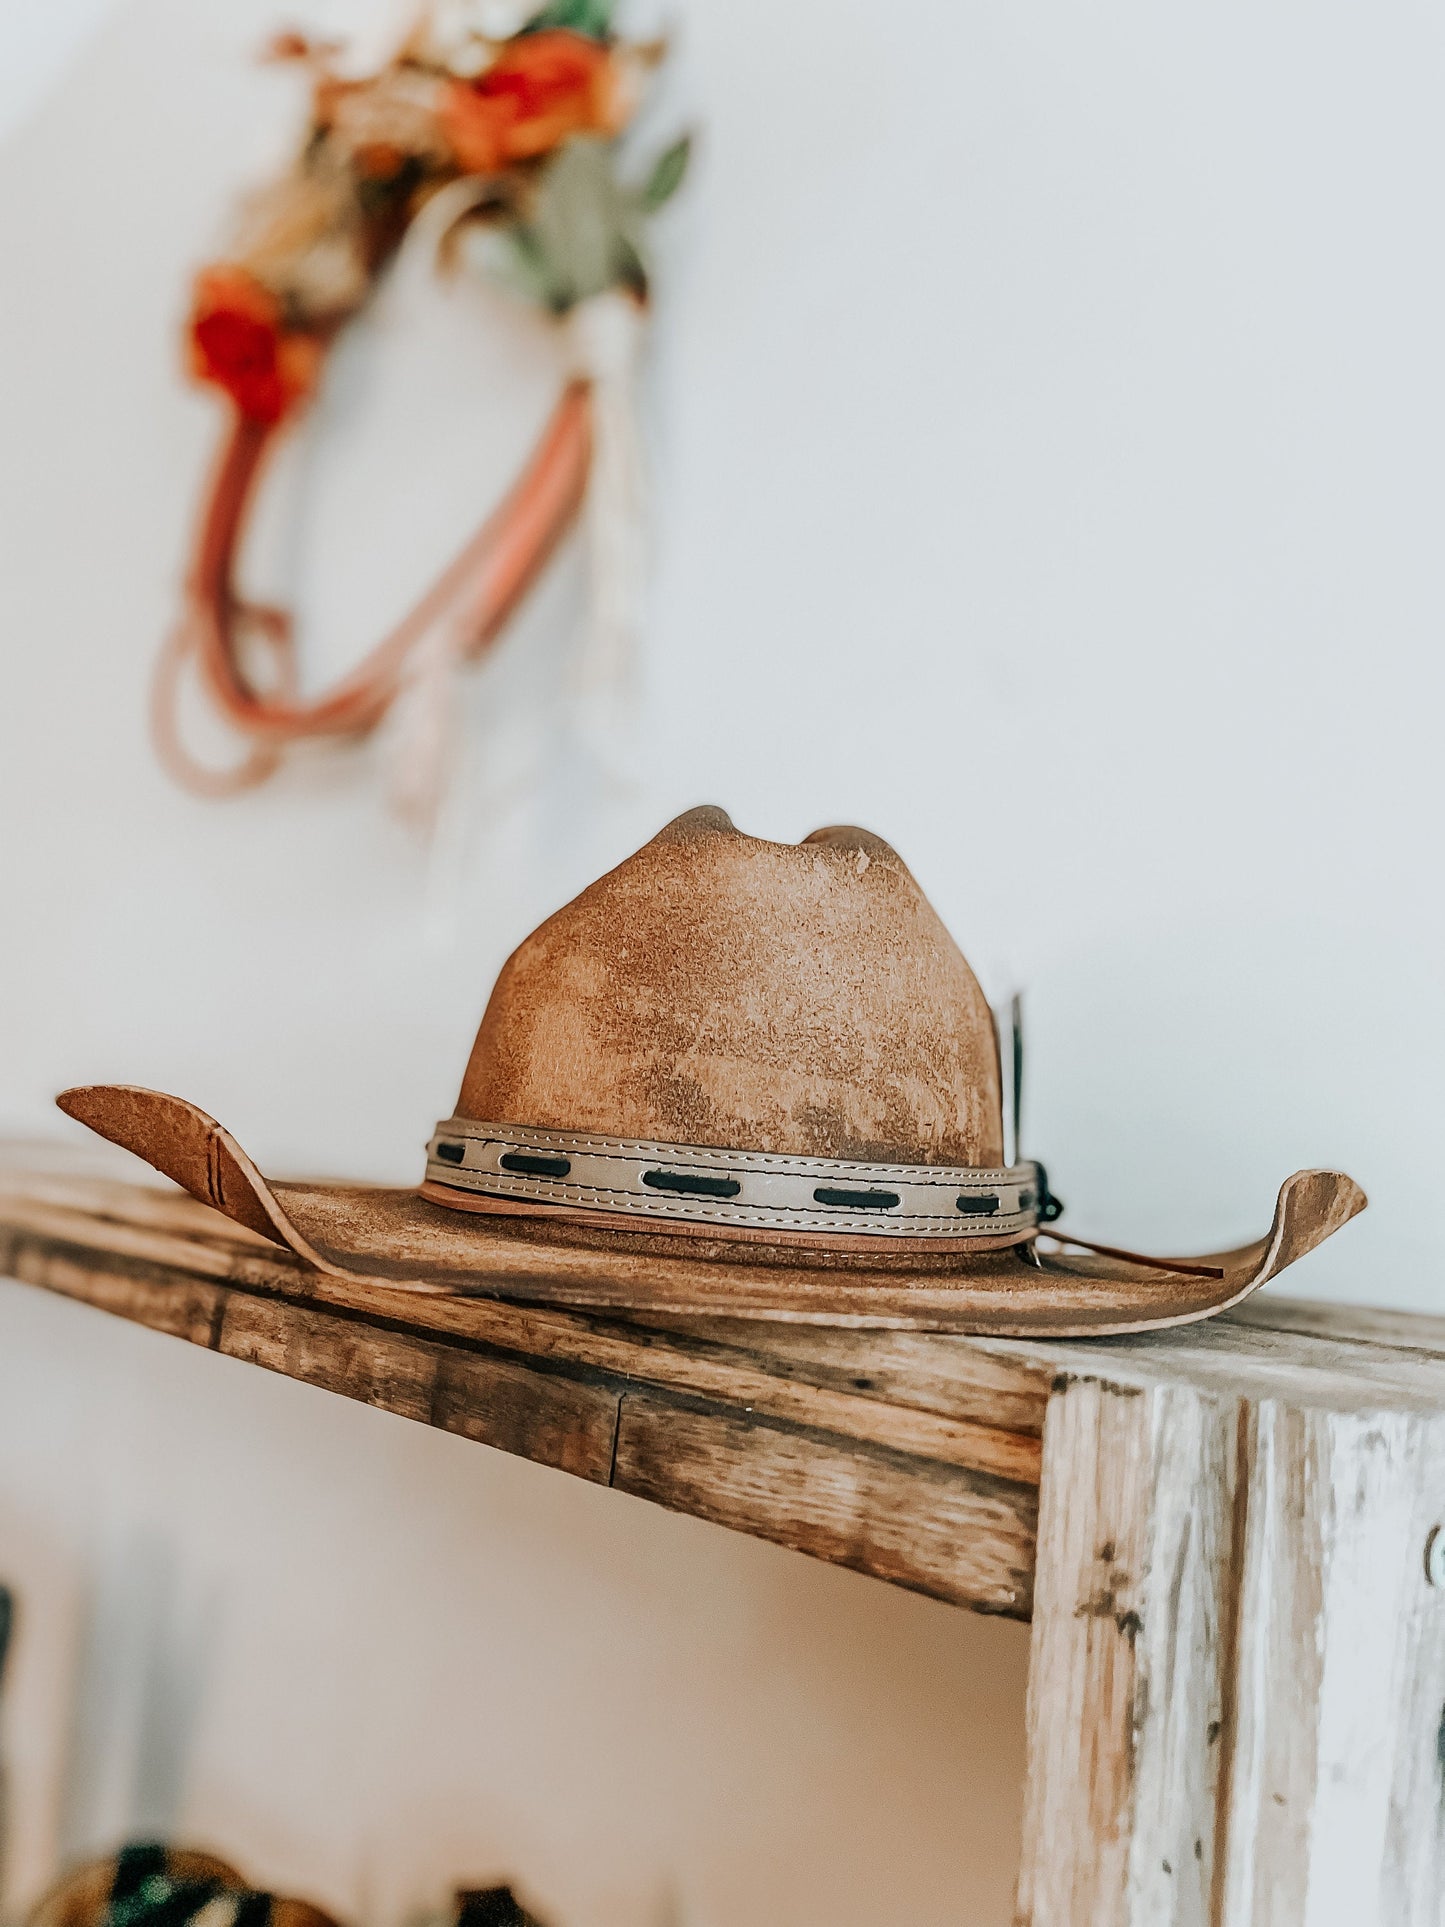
[157,0,689,818]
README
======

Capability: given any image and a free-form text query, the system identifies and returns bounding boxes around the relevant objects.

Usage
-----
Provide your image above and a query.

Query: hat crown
[458,807,1003,1166]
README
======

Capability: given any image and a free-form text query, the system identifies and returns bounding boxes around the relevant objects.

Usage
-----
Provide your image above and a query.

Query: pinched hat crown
[456,806,1003,1166]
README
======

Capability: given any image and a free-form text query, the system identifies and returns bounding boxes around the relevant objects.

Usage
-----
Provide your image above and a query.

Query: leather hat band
[425,1118,1051,1239]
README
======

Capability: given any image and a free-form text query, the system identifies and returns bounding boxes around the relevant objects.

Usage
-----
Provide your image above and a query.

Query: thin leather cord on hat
[152,380,592,794]
[1033,1228,1225,1279]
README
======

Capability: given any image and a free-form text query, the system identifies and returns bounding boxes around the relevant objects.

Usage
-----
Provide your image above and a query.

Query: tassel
[387,608,466,834]
[566,290,648,735]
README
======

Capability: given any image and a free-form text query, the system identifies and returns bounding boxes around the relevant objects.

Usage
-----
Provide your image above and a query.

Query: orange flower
[187,265,321,422]
[438,30,621,175]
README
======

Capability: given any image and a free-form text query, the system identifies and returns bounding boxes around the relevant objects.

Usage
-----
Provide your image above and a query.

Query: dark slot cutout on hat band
[499,1151,573,1179]
[435,1141,466,1165]
[813,1186,901,1211]
[955,1193,1001,1216]
[642,1169,742,1199]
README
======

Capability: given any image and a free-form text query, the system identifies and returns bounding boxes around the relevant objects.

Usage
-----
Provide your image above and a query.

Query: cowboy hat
[57,808,1364,1335]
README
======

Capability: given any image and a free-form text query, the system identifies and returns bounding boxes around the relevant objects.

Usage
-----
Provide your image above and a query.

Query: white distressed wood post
[1216,1402,1445,1925]
[1016,1373,1445,1926]
[1015,1373,1241,1925]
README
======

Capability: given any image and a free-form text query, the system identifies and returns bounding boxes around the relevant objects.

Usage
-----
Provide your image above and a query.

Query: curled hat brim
[55,1085,1367,1336]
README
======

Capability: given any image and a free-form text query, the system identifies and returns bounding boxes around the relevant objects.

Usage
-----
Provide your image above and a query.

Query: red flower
[439,30,621,175]
[187,266,321,422]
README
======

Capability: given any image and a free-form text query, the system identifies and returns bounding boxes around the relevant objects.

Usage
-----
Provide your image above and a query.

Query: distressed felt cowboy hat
[57,807,1365,1335]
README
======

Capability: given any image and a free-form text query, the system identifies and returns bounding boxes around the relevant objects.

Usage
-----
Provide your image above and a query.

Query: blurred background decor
[27,1844,340,1927]
[451,1887,548,1927]
[28,1846,248,1927]
[156,0,688,825]
[24,1849,548,1927]
[0,1587,13,1902]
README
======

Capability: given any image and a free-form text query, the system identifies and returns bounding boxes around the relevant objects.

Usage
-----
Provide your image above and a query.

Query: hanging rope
[153,380,592,794]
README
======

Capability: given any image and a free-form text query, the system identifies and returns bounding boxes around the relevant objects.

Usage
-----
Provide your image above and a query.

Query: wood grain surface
[0,1162,1047,1613]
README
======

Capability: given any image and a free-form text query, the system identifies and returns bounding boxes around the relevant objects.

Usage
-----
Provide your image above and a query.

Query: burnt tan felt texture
[460,806,1003,1164]
[53,808,1367,1332]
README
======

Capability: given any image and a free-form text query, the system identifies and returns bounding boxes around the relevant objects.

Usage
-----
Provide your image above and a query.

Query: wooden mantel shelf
[4,1149,1445,1922]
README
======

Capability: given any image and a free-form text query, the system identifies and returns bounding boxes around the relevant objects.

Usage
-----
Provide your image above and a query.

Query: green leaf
[482,137,664,312]
[522,0,614,39]
[613,231,649,299]
[509,234,559,305]
[641,134,691,210]
[482,224,565,308]
[530,137,633,308]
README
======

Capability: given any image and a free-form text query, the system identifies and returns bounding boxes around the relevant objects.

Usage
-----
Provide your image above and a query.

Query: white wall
[1,0,1441,1919]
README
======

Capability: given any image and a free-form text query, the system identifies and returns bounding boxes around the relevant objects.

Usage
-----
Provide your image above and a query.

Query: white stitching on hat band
[424,1119,1045,1238]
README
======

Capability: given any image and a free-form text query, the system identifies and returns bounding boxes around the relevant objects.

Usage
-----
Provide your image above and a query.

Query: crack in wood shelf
[4,1153,1444,1923]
